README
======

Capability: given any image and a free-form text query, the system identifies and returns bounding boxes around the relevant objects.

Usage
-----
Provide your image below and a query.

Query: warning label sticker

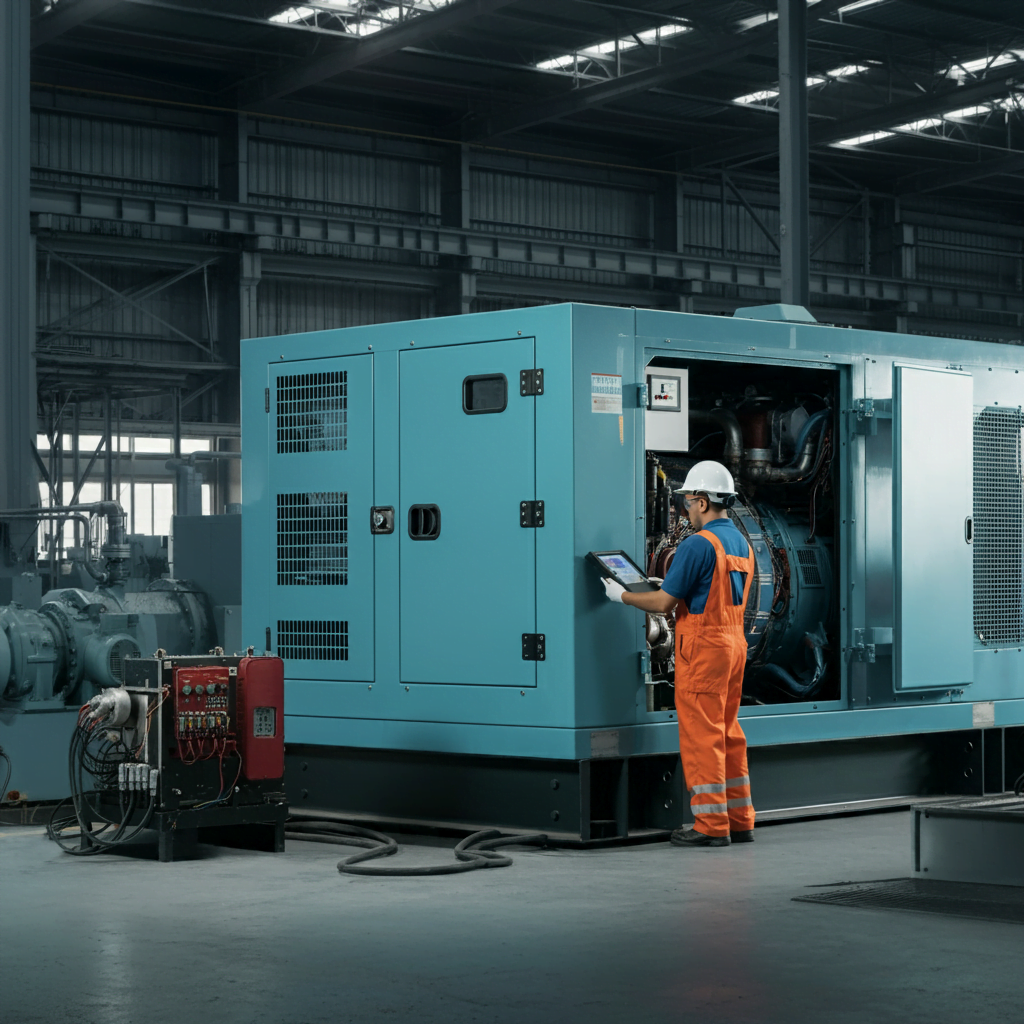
[591,374,622,414]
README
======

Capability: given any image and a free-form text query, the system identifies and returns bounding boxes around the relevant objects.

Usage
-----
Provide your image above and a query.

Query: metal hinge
[522,633,546,661]
[265,387,270,413]
[850,398,892,435]
[520,369,544,396]
[638,383,649,408]
[520,500,545,528]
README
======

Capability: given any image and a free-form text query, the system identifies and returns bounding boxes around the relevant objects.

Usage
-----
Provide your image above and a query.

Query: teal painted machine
[241,304,1024,837]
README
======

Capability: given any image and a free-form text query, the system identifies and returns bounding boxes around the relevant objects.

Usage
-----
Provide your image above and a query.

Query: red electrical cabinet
[236,656,285,781]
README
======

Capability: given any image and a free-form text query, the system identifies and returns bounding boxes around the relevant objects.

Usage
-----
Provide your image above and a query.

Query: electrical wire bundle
[46,702,156,856]
[0,747,12,803]
[286,821,548,876]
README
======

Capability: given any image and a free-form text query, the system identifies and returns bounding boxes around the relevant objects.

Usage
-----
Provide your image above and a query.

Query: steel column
[0,4,35,515]
[439,143,477,316]
[778,0,810,308]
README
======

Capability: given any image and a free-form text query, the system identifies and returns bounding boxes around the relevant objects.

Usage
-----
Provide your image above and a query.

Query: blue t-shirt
[661,518,750,614]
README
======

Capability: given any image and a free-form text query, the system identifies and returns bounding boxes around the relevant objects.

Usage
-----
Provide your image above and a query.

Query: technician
[602,461,756,849]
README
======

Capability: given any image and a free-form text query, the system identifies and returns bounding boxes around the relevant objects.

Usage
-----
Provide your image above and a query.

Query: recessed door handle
[965,516,973,544]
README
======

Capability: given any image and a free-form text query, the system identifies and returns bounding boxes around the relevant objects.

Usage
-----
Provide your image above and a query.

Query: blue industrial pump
[239,303,1024,841]
[0,502,216,799]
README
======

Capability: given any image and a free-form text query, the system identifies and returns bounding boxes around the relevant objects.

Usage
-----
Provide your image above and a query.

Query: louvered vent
[797,548,823,587]
[973,407,1023,647]
[277,492,348,586]
[277,371,347,453]
[276,620,349,661]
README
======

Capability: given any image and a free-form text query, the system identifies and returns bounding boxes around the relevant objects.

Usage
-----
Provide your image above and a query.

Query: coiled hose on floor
[286,820,548,876]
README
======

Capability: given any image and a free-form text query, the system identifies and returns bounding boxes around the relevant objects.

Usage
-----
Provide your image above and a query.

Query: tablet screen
[596,554,646,586]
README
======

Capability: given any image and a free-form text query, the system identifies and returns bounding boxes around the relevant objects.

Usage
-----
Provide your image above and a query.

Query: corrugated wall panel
[472,169,651,247]
[249,139,439,222]
[916,225,1023,291]
[32,111,215,194]
[257,279,431,337]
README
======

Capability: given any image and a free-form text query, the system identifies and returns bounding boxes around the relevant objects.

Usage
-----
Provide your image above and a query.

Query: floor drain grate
[794,878,1024,925]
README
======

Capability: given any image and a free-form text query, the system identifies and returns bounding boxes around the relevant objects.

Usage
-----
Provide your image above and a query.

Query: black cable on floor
[0,749,12,803]
[286,820,548,876]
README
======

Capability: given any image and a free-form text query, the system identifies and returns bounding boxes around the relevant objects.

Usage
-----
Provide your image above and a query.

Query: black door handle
[408,504,441,540]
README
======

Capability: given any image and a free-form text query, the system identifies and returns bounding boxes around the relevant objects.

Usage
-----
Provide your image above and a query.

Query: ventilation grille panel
[277,491,348,586]
[277,371,347,454]
[797,548,823,587]
[973,407,1023,647]
[276,620,349,661]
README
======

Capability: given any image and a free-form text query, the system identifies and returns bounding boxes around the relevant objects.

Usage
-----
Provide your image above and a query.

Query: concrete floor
[2,811,1019,1024]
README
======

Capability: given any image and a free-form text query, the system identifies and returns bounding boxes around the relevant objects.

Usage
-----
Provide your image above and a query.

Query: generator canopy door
[399,337,539,687]
[893,364,974,691]
[587,551,659,593]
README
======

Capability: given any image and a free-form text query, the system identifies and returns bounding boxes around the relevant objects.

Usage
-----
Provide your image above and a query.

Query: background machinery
[0,502,241,801]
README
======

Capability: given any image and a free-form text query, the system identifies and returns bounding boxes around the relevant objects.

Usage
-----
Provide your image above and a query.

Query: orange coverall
[674,529,756,838]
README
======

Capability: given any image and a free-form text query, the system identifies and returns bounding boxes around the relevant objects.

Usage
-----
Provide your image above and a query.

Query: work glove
[602,578,626,603]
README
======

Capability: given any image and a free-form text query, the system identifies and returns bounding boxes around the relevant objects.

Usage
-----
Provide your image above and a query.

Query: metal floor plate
[794,878,1024,925]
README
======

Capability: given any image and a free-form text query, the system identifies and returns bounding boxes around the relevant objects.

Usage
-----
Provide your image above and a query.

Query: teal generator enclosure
[241,303,1024,840]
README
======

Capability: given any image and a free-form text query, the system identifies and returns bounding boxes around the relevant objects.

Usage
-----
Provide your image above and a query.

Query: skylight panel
[270,1,455,36]
[836,0,889,14]
[734,63,871,106]
[734,0,887,33]
[833,91,1022,146]
[835,130,895,146]
[947,50,1024,80]
[535,22,691,72]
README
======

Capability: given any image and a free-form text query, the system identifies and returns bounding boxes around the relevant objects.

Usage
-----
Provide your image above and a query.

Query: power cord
[286,820,548,876]
[0,747,11,803]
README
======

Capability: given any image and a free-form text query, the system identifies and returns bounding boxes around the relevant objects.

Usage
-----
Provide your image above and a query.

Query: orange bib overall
[674,529,756,838]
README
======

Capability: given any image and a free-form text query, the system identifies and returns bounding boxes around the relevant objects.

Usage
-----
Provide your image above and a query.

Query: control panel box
[124,653,286,808]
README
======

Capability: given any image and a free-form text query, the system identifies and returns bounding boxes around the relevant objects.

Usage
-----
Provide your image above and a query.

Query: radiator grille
[797,548,823,587]
[277,371,347,453]
[973,407,1024,647]
[276,620,349,661]
[277,492,348,586]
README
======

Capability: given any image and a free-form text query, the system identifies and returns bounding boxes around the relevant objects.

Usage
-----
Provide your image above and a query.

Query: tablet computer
[587,550,660,593]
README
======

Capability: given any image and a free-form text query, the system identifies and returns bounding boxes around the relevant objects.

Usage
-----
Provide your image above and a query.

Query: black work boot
[670,828,730,848]
[730,829,755,844]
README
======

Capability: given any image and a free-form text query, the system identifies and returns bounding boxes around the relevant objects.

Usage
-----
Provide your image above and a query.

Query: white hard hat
[674,461,737,504]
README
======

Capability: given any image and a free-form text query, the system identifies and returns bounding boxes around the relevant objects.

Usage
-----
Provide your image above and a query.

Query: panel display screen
[595,554,646,585]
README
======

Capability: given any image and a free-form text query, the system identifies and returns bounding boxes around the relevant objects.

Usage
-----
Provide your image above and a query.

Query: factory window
[277,371,348,453]
[463,374,508,414]
[277,491,349,586]
[276,620,349,661]
[973,407,1024,647]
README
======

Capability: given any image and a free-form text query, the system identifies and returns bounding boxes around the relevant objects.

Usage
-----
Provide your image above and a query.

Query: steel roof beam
[241,0,519,105]
[691,63,1024,169]
[31,0,124,48]
[29,182,1024,316]
[463,0,848,141]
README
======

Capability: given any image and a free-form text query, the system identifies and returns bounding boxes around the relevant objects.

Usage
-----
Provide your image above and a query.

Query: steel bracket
[850,398,892,436]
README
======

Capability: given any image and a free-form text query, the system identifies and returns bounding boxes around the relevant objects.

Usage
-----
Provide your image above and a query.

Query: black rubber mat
[794,878,1024,925]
